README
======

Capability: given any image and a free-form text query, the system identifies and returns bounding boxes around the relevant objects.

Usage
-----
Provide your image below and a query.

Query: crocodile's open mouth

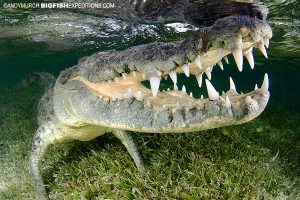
[72,36,270,113]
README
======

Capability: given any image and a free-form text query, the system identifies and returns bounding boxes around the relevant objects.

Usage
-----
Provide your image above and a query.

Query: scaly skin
[30,2,272,199]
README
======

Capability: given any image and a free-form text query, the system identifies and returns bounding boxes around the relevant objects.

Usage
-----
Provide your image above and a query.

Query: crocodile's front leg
[113,130,145,172]
[30,121,56,200]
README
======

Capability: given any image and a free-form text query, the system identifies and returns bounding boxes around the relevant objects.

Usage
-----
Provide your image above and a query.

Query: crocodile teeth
[218,61,224,70]
[114,77,119,83]
[190,92,193,97]
[264,38,270,48]
[205,79,219,101]
[146,100,151,107]
[182,85,186,93]
[132,71,136,77]
[182,64,190,77]
[193,56,202,69]
[136,91,143,101]
[122,73,127,80]
[225,96,231,109]
[174,84,178,91]
[224,56,229,64]
[205,68,212,80]
[229,77,236,91]
[169,70,177,84]
[127,88,133,98]
[258,43,268,58]
[232,48,243,72]
[245,96,252,105]
[196,73,203,88]
[254,84,258,90]
[201,95,204,99]
[259,73,269,94]
[149,75,161,97]
[245,49,255,69]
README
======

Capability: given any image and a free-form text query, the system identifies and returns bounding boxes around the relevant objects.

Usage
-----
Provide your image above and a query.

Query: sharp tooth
[108,80,112,84]
[174,84,178,91]
[232,49,243,72]
[201,95,204,99]
[182,85,186,93]
[196,73,203,88]
[205,69,212,80]
[193,56,202,69]
[136,91,143,101]
[245,96,252,105]
[205,79,220,101]
[254,84,258,90]
[182,64,190,77]
[146,100,151,107]
[122,73,127,80]
[258,43,268,58]
[142,73,146,79]
[103,97,109,101]
[127,88,133,98]
[222,91,225,95]
[149,75,161,97]
[225,96,231,109]
[259,73,269,94]
[114,77,119,83]
[245,49,255,69]
[164,76,168,80]
[132,71,136,77]
[229,77,236,91]
[167,88,170,91]
[224,56,229,64]
[190,92,193,97]
[169,70,177,84]
[218,61,224,70]
[217,47,223,58]
[264,38,270,48]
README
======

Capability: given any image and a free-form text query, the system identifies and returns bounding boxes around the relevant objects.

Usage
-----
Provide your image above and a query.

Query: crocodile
[29,1,272,199]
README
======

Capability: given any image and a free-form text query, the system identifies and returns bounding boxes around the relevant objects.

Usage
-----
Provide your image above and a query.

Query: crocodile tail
[29,121,55,200]
[20,72,55,91]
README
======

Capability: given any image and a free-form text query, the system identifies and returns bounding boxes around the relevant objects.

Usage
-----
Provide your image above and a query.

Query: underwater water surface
[0,0,299,199]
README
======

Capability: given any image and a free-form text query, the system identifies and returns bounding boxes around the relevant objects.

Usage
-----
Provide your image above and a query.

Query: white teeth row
[169,70,177,84]
[206,74,269,101]
[229,77,236,91]
[182,64,190,77]
[193,55,202,69]
[218,61,224,70]
[231,39,268,72]
[232,49,243,72]
[124,74,268,104]
[244,48,254,69]
[196,73,203,88]
[149,75,161,97]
